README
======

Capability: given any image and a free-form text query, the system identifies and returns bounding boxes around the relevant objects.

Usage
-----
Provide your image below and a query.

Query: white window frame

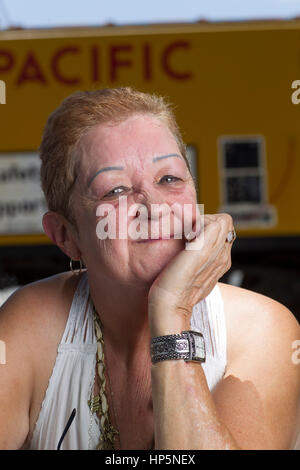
[218,135,267,210]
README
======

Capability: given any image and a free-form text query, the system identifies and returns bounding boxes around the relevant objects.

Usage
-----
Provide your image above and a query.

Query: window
[218,136,276,228]
[220,138,265,206]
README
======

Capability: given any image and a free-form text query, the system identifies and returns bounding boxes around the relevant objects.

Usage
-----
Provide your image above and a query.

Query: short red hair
[39,87,190,225]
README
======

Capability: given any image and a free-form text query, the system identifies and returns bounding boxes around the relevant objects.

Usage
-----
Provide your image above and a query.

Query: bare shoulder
[1,271,79,332]
[0,271,82,449]
[217,281,300,364]
[0,270,83,371]
[213,282,300,449]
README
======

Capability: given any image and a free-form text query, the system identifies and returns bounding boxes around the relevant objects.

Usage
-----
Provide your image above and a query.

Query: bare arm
[152,287,300,450]
[0,288,33,449]
[0,272,74,450]
[150,290,300,450]
[148,214,300,450]
[213,285,300,450]
[151,355,239,449]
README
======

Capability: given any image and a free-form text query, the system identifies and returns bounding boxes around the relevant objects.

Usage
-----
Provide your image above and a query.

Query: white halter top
[28,273,227,450]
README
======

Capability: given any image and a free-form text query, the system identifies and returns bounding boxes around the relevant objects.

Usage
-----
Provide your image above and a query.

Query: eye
[159,175,182,184]
[104,186,129,198]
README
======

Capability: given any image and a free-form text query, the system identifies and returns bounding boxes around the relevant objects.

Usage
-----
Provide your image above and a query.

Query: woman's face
[72,114,198,288]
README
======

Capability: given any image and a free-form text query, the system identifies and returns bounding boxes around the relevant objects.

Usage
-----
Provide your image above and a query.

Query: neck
[88,272,152,367]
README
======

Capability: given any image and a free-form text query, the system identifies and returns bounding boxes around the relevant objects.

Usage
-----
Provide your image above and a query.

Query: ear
[42,211,81,260]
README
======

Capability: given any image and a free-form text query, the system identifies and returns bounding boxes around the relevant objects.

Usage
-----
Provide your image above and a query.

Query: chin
[134,241,184,286]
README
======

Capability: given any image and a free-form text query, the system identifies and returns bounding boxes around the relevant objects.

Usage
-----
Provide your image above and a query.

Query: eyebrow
[87,166,124,187]
[87,153,183,187]
[152,153,183,162]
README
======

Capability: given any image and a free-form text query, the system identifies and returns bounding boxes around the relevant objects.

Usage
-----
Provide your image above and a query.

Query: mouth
[136,235,176,243]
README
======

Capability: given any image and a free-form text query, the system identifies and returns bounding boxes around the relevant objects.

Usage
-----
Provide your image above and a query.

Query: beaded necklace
[88,306,119,450]
[88,303,155,450]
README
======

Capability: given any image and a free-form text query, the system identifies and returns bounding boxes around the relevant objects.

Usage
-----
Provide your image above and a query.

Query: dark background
[0,235,299,323]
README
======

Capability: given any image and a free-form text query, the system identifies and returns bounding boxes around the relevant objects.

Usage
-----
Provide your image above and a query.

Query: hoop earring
[70,258,83,275]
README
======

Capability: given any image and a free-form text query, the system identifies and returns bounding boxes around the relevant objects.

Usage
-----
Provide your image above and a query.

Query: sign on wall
[0,152,47,234]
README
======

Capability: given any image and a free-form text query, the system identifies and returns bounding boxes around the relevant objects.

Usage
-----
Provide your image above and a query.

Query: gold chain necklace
[88,304,119,450]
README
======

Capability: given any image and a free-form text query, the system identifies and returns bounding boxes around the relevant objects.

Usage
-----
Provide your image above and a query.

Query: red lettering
[162,41,192,80]
[91,45,100,83]
[1,41,194,88]
[51,46,81,85]
[110,45,133,82]
[143,43,152,80]
[0,50,14,73]
[16,51,47,86]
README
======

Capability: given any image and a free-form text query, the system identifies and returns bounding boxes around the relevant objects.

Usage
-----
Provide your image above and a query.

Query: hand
[148,213,234,335]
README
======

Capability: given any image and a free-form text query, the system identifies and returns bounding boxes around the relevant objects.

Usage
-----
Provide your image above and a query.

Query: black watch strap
[150,330,206,364]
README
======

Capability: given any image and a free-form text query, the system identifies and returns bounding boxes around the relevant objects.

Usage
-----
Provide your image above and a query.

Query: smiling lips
[136,235,176,243]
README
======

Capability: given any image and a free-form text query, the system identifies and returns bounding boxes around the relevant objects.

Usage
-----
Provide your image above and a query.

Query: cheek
[166,182,197,206]
[78,211,98,245]
[165,187,199,227]
[71,199,130,270]
[170,191,195,208]
[86,232,131,273]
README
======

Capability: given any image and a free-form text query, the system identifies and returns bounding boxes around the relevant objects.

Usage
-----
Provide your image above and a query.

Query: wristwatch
[150,330,206,364]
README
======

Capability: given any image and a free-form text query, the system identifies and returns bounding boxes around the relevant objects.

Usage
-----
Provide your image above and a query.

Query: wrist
[150,330,206,365]
[148,303,191,338]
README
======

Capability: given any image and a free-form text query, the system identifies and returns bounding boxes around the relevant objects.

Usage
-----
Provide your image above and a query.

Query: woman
[0,87,299,450]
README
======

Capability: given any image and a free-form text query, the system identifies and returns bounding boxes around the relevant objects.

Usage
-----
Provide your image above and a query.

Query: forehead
[79,114,180,170]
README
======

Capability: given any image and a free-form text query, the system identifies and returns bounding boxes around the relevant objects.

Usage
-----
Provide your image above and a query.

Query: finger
[203,214,233,242]
[214,213,234,245]
[185,219,220,251]
[184,213,219,242]
[185,213,231,242]
[203,215,231,250]
[192,220,233,276]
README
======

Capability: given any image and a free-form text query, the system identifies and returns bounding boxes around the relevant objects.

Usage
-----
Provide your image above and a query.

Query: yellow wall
[0,20,299,244]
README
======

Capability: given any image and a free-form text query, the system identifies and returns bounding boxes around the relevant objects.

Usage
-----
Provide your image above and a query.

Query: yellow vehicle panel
[0,19,299,245]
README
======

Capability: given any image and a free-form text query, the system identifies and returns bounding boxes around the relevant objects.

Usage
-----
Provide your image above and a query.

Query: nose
[125,184,185,241]
[131,188,167,220]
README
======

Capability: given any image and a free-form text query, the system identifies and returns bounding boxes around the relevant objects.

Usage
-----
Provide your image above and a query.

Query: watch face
[192,333,206,361]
